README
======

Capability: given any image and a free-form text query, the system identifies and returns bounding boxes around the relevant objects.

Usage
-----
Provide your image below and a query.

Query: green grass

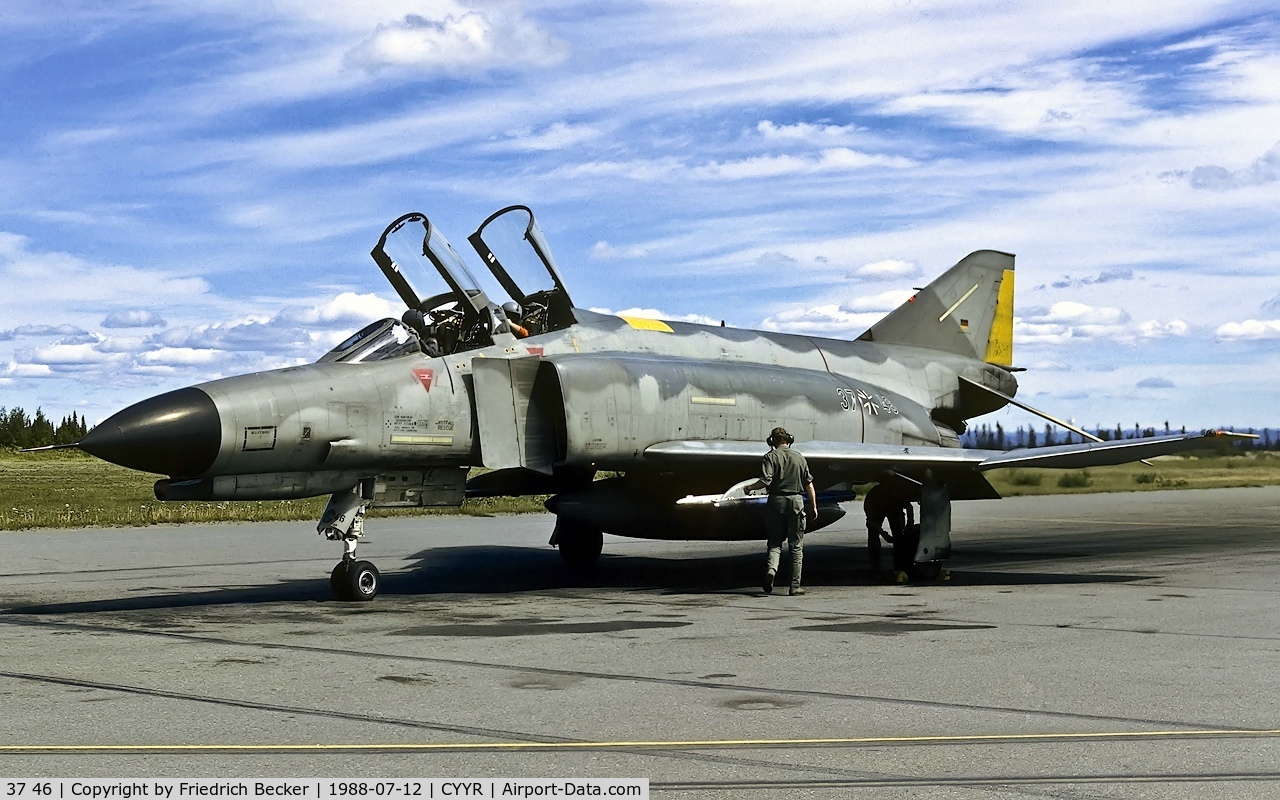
[0,449,546,530]
[984,451,1280,496]
[3,449,1280,530]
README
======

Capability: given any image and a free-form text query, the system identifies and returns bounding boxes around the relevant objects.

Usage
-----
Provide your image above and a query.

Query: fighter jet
[66,206,1246,600]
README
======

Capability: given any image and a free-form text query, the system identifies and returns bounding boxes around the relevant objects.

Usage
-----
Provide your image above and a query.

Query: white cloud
[1016,303,1191,345]
[882,66,1146,141]
[102,310,166,329]
[4,361,52,378]
[756,120,863,146]
[345,10,565,74]
[93,334,151,354]
[0,233,209,324]
[293,292,401,325]
[0,324,89,341]
[1034,302,1129,326]
[1188,140,1280,191]
[853,259,918,279]
[757,251,797,266]
[591,241,650,260]
[138,347,224,366]
[1136,319,1189,339]
[498,122,602,152]
[1216,319,1280,340]
[109,290,404,373]
[760,305,886,336]
[31,342,123,365]
[692,148,915,180]
[759,290,913,335]
[558,148,914,184]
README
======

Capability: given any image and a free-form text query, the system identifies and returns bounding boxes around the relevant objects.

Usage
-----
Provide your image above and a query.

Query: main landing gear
[549,517,603,567]
[319,483,380,601]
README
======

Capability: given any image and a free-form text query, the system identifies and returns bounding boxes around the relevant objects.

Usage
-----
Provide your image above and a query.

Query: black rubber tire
[330,562,352,601]
[910,561,943,581]
[345,560,380,601]
[892,524,921,573]
[555,519,603,567]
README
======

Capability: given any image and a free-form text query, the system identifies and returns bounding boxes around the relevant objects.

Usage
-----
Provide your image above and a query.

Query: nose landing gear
[330,557,380,602]
[549,517,603,567]
[320,482,380,601]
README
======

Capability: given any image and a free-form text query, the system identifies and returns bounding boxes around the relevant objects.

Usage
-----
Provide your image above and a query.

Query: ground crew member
[747,427,818,596]
[864,481,914,577]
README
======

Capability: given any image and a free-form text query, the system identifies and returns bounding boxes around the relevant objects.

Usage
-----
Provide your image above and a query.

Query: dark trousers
[867,507,906,571]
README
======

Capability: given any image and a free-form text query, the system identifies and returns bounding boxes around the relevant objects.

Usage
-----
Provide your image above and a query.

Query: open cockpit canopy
[370,212,517,356]
[468,205,576,335]
[365,207,577,357]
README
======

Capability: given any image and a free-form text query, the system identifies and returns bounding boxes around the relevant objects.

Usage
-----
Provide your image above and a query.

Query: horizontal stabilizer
[975,430,1255,471]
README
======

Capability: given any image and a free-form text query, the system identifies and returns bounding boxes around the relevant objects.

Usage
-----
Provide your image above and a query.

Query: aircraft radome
[40,206,1251,600]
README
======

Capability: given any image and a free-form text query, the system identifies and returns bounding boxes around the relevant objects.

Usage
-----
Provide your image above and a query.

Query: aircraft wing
[643,439,986,471]
[644,430,1251,473]
[972,430,1253,470]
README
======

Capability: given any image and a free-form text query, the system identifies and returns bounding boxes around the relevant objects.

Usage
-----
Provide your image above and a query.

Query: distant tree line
[0,407,88,449]
[961,422,1280,451]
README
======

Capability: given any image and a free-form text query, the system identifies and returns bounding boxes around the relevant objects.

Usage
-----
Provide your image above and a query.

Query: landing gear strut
[550,517,603,567]
[890,471,953,583]
[319,481,380,601]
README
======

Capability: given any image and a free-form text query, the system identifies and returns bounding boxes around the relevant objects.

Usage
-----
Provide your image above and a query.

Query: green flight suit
[761,445,812,590]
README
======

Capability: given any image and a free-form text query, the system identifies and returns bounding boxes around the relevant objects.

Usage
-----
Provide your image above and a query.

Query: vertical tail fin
[857,250,1015,367]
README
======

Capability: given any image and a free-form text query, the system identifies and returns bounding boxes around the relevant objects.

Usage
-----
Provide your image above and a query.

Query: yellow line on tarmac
[5,729,1280,753]
[997,516,1181,528]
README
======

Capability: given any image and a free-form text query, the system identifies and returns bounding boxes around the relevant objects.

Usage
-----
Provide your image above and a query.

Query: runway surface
[2,486,1280,798]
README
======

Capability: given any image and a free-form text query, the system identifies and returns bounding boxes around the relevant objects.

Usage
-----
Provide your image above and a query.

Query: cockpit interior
[320,206,578,364]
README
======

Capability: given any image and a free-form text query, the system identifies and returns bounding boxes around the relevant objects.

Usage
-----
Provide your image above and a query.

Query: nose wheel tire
[330,562,350,600]
[331,560,380,601]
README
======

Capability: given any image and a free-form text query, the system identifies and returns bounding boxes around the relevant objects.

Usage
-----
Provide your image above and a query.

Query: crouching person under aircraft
[746,427,818,596]
[863,481,915,580]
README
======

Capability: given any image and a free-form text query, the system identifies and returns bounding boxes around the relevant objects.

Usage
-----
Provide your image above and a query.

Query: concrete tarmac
[2,486,1280,798]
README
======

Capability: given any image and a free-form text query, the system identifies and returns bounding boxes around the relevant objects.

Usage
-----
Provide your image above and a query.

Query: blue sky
[1,1,1278,430]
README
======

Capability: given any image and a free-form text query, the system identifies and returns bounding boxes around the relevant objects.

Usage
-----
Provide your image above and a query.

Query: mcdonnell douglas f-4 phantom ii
[64,206,1248,600]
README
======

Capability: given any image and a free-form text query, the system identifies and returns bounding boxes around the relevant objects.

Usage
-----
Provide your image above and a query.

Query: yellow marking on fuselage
[620,315,674,333]
[691,396,736,406]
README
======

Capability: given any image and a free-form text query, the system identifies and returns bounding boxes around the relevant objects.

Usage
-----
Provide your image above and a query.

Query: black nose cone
[79,387,222,477]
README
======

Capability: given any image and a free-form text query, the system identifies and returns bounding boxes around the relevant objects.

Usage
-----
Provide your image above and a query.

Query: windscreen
[317,319,420,363]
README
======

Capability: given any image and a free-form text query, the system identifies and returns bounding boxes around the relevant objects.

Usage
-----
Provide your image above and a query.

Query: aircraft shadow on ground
[1,542,1147,615]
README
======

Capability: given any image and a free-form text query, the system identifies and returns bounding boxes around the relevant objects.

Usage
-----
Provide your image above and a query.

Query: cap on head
[767,427,794,447]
